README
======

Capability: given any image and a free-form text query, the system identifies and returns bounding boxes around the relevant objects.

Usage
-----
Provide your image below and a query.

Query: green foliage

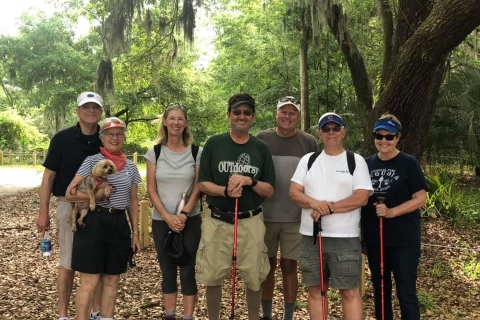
[417,290,438,312]
[424,170,480,224]
[429,262,450,278]
[0,111,48,151]
[462,255,480,281]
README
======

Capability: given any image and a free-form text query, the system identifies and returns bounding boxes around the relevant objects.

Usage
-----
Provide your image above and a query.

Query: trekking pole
[314,217,327,320]
[377,196,386,320]
[230,198,239,319]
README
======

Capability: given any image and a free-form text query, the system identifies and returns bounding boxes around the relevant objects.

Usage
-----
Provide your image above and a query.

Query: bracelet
[224,187,230,198]
[250,177,258,187]
[180,210,190,218]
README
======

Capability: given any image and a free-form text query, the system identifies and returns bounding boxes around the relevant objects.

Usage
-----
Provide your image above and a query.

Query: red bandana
[100,147,126,171]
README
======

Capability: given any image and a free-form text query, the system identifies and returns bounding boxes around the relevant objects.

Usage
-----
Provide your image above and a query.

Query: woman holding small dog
[144,103,203,320]
[66,117,142,320]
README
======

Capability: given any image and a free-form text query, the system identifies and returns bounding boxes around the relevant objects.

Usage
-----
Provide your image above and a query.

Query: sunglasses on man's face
[279,96,299,105]
[231,109,254,117]
[374,133,397,141]
[321,126,342,133]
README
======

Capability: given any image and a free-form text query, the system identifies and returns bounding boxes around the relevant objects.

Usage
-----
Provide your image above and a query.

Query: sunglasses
[279,96,299,105]
[231,109,253,116]
[321,126,343,133]
[374,133,397,141]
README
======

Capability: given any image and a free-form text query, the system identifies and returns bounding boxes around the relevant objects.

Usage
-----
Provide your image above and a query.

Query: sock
[165,310,176,318]
[246,288,261,320]
[261,300,272,319]
[58,318,69,320]
[283,301,296,320]
[99,318,113,320]
[206,285,222,319]
[91,311,100,318]
[183,316,194,320]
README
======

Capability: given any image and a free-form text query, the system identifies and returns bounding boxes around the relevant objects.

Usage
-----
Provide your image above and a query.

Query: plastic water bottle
[40,231,52,257]
[175,193,187,215]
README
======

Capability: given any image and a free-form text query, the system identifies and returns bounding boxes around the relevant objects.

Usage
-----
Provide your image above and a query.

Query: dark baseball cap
[228,93,255,110]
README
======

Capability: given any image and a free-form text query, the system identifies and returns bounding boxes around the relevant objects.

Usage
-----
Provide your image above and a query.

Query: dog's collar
[89,174,108,191]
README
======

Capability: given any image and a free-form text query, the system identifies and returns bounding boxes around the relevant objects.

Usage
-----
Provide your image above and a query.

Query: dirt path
[0,167,43,197]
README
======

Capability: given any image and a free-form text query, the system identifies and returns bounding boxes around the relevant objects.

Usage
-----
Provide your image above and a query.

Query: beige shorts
[195,208,270,291]
[55,198,73,270]
[264,222,301,260]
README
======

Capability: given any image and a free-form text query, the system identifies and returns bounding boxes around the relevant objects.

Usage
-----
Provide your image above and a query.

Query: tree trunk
[363,0,480,159]
[300,9,310,131]
[324,0,373,111]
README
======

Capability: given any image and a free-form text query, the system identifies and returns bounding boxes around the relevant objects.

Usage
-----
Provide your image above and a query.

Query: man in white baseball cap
[37,91,104,320]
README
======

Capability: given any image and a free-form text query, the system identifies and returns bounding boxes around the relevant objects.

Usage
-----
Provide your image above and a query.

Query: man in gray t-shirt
[257,96,320,320]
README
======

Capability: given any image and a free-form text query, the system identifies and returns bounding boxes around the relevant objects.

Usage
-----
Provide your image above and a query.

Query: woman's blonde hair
[154,104,193,145]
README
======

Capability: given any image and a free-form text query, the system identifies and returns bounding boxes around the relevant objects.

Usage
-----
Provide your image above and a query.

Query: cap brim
[78,98,103,108]
[373,124,400,133]
[230,101,255,108]
[277,101,300,111]
[101,122,125,132]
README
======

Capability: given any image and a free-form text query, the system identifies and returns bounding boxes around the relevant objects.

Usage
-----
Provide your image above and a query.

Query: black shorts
[72,207,131,275]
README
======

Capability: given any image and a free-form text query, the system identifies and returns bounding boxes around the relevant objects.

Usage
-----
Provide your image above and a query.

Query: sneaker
[89,315,100,320]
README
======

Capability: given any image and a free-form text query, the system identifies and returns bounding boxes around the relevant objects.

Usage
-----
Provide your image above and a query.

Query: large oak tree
[309,0,480,158]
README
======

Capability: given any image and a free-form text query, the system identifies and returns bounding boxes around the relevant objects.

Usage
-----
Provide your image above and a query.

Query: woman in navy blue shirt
[361,114,427,320]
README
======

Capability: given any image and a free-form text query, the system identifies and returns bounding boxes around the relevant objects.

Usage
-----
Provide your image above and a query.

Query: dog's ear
[91,162,105,177]
[109,160,118,173]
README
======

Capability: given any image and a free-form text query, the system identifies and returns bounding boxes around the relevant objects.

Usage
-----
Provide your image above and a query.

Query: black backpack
[153,143,202,211]
[307,150,356,175]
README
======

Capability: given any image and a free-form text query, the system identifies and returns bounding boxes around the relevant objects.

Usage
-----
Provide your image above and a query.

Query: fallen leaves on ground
[0,190,479,319]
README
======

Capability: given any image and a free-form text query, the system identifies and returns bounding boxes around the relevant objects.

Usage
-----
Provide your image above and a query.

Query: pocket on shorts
[335,253,360,275]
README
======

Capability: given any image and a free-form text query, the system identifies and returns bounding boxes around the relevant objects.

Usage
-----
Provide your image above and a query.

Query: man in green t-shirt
[196,93,276,320]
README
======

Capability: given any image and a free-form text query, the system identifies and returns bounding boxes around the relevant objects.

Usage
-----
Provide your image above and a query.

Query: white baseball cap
[77,92,103,108]
[276,96,300,112]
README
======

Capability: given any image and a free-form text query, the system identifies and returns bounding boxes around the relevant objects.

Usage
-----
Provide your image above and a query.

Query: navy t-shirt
[361,152,427,246]
[43,123,101,196]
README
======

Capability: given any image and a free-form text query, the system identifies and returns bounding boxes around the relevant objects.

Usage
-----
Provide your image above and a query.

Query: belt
[208,205,262,224]
[94,206,125,214]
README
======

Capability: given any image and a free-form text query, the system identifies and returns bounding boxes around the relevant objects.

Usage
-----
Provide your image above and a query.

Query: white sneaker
[89,314,100,320]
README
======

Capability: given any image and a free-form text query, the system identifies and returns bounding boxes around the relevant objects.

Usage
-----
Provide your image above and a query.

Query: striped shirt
[76,153,142,210]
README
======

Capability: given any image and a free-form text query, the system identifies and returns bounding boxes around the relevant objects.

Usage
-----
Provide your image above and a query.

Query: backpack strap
[307,151,321,171]
[307,150,356,176]
[191,144,199,161]
[346,150,356,175]
[154,144,161,163]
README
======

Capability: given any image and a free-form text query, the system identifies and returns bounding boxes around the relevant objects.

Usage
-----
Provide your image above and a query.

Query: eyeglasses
[104,133,125,139]
[231,109,254,116]
[374,133,397,141]
[279,96,299,105]
[321,126,343,133]
[79,104,102,111]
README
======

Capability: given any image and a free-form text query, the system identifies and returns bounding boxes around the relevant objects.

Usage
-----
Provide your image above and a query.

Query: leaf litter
[0,190,479,319]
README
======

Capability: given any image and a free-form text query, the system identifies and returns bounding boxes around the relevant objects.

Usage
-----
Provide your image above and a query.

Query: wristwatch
[180,211,190,218]
[250,177,258,187]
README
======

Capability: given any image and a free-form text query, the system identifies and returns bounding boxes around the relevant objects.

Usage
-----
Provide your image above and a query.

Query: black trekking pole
[313,216,327,320]
[230,198,239,319]
[377,196,386,320]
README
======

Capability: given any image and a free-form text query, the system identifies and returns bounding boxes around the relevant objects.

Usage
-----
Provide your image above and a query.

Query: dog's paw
[89,202,96,211]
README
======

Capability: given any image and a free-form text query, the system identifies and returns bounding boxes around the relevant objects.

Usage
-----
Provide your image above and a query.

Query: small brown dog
[71,159,117,231]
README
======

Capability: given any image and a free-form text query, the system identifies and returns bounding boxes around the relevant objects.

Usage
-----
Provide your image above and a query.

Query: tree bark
[363,0,480,158]
[300,9,311,131]
[324,0,374,111]
[377,0,393,93]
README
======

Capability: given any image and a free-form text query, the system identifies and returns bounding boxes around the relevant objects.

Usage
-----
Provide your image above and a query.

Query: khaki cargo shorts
[195,207,270,291]
[55,198,73,269]
[264,221,301,260]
